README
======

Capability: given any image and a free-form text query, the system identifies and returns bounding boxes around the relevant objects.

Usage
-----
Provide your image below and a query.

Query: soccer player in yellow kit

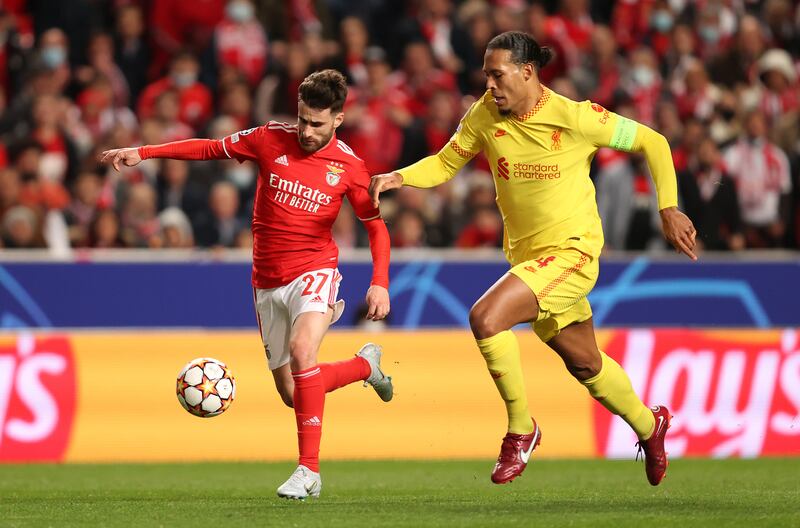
[370,32,697,486]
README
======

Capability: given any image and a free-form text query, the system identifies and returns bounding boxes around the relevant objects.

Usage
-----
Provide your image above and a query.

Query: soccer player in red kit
[101,70,393,500]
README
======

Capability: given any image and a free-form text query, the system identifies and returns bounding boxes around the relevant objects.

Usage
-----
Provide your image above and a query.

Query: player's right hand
[100,147,142,172]
[369,172,404,208]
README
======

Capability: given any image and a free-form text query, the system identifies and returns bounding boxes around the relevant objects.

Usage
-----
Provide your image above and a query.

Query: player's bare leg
[272,364,294,408]
[469,273,542,483]
[548,318,670,485]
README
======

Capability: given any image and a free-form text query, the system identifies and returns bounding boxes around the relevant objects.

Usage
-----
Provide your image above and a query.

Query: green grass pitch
[2,459,798,527]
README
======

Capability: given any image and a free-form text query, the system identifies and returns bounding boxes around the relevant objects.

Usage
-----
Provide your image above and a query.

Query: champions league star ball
[176,358,236,417]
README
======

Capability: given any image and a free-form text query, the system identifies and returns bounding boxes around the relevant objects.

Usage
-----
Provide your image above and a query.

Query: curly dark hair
[298,69,349,113]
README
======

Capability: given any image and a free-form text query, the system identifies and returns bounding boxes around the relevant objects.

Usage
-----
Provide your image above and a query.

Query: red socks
[293,367,325,472]
[292,358,370,472]
[319,357,371,392]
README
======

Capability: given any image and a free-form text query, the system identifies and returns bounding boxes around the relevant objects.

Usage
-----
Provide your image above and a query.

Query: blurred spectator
[64,170,102,246]
[755,48,800,153]
[724,110,792,248]
[0,167,21,217]
[525,3,568,86]
[679,137,744,251]
[390,41,457,117]
[75,32,129,108]
[572,24,623,107]
[621,47,661,125]
[152,89,194,142]
[389,0,478,93]
[254,0,336,43]
[0,7,30,100]
[1,204,41,248]
[544,0,594,71]
[400,88,458,167]
[137,52,213,131]
[707,14,766,88]
[194,181,245,247]
[328,16,370,87]
[120,182,160,247]
[254,41,311,122]
[671,118,706,172]
[86,208,125,248]
[157,206,195,248]
[340,46,411,174]
[595,147,635,250]
[671,58,721,121]
[219,81,254,130]
[213,0,268,88]
[114,5,150,105]
[390,207,426,248]
[33,28,71,95]
[455,205,502,248]
[156,159,208,222]
[30,93,78,183]
[149,0,225,75]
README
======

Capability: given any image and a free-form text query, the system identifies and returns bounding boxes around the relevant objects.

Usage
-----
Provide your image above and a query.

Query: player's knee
[469,303,504,340]
[288,338,315,368]
[565,356,602,381]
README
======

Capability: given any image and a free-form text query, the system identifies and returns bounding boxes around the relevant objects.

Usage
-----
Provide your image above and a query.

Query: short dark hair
[298,69,348,113]
[486,31,554,70]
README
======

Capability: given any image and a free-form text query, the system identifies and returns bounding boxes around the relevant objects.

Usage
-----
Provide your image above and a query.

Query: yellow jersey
[397,87,678,264]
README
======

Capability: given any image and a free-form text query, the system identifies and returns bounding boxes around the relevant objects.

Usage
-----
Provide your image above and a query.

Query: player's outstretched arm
[101,138,232,171]
[660,206,698,261]
[100,147,142,172]
[369,172,404,208]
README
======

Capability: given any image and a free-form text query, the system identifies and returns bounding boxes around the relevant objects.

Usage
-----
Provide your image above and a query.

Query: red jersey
[221,121,381,288]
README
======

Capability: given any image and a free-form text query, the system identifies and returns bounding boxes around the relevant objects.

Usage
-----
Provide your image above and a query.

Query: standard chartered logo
[496,159,561,181]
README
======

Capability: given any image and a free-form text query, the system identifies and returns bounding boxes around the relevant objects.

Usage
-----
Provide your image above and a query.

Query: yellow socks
[581,351,655,440]
[477,330,534,434]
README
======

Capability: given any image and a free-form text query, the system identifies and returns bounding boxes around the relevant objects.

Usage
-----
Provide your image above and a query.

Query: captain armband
[609,117,638,152]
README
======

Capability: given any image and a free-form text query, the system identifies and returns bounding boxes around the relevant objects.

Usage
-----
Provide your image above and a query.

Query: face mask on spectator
[632,66,656,88]
[699,26,719,43]
[171,71,197,88]
[41,46,67,69]
[650,11,673,32]
[226,1,254,23]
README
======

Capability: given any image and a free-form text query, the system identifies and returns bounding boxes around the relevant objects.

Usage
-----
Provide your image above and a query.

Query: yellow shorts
[508,247,599,343]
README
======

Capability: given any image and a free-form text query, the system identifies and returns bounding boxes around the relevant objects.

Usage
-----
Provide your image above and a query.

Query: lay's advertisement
[1,329,798,463]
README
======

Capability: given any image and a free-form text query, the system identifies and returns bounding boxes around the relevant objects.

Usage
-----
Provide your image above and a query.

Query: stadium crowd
[0,0,798,253]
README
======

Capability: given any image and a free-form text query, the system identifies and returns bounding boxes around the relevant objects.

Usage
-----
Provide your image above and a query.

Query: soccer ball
[176,358,236,417]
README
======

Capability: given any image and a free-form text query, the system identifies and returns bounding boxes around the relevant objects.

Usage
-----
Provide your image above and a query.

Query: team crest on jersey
[325,163,344,186]
[551,128,562,151]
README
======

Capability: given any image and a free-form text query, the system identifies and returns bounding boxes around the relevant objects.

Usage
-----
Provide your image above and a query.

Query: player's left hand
[660,207,698,261]
[365,285,390,321]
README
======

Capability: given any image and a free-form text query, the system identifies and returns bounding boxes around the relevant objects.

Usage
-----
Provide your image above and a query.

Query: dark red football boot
[491,419,542,484]
[636,405,672,486]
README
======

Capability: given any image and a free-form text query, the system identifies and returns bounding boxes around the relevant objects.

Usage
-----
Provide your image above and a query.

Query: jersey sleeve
[399,101,482,187]
[221,125,270,163]
[347,162,382,221]
[450,101,483,156]
[577,101,678,210]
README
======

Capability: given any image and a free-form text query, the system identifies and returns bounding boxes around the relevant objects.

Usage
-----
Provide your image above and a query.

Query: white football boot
[357,343,393,402]
[276,465,322,500]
